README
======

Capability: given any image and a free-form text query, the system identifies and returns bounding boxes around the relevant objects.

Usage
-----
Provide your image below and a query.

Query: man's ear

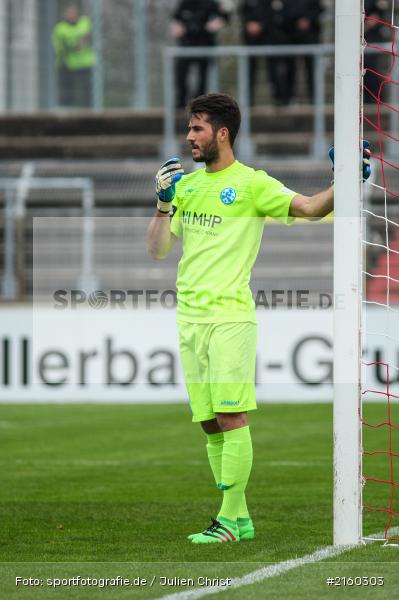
[218,127,229,143]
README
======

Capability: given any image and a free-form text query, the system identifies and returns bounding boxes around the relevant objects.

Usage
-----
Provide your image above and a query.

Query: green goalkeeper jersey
[170,160,297,323]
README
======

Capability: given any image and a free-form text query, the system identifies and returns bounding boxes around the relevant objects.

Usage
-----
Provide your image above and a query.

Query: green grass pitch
[0,402,398,599]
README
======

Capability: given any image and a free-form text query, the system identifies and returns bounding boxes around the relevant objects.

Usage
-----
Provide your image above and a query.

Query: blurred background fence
[2,0,335,112]
[0,0,397,307]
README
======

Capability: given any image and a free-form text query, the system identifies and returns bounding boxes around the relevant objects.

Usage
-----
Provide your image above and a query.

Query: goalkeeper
[147,93,370,544]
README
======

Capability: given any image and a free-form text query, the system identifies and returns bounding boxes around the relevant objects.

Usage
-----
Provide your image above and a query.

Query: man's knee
[216,412,248,432]
[200,418,221,434]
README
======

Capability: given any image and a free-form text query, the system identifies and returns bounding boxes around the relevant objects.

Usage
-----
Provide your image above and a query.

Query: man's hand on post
[155,158,184,213]
[328,140,371,181]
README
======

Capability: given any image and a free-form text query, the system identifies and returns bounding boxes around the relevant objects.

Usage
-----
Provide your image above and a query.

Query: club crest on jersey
[220,187,236,205]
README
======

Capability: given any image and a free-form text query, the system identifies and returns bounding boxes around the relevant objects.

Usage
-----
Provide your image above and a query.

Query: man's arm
[147,157,183,260]
[289,186,333,220]
[289,139,371,220]
[147,211,177,260]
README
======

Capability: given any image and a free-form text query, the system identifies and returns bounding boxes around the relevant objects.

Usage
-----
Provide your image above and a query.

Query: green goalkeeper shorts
[177,321,257,422]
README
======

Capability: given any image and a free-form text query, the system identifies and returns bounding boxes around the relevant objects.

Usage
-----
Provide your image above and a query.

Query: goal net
[362,1,399,544]
[334,0,399,545]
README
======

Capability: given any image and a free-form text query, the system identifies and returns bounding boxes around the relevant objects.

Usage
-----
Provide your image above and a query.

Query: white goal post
[333,0,363,545]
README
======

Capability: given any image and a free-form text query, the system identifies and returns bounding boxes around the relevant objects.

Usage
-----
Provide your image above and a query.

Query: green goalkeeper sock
[206,432,224,485]
[237,494,250,520]
[217,426,253,523]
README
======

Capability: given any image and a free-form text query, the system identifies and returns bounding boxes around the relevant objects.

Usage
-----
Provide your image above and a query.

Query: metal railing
[163,43,335,161]
[1,176,95,300]
[163,43,399,161]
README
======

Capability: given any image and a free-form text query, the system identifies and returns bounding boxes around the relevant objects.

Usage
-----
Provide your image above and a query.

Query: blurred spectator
[364,0,390,104]
[171,0,229,108]
[240,0,323,106]
[240,0,268,106]
[283,1,323,104]
[53,4,96,108]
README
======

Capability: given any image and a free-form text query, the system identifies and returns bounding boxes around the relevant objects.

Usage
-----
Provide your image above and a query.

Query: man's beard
[193,135,219,164]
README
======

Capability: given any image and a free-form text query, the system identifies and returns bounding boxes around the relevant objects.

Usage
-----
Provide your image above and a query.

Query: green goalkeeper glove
[155,157,184,213]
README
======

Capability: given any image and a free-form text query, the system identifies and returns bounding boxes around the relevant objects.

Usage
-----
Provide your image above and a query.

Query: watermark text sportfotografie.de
[52,289,337,310]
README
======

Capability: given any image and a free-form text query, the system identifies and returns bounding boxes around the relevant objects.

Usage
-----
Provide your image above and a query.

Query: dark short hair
[188,93,241,147]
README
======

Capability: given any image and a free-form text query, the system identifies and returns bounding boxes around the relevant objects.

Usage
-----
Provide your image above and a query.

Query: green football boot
[189,518,240,544]
[188,517,254,542]
[237,518,255,541]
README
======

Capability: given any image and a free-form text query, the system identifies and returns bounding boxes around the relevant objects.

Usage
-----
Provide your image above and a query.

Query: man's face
[186,113,219,164]
[65,5,79,23]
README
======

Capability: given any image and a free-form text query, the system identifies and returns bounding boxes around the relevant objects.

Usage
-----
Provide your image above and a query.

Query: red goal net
[362,7,399,543]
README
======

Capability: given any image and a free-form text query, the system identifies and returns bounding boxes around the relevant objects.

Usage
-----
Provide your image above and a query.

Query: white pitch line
[156,527,399,600]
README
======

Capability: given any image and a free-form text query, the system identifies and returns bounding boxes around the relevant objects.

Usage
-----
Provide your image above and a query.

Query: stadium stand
[0,107,338,159]
[0,101,395,304]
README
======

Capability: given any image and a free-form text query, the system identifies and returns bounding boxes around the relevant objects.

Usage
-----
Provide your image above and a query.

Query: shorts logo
[221,400,240,406]
[220,188,236,205]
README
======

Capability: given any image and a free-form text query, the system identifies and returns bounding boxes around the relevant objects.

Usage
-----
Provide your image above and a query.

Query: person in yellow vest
[52,4,96,108]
